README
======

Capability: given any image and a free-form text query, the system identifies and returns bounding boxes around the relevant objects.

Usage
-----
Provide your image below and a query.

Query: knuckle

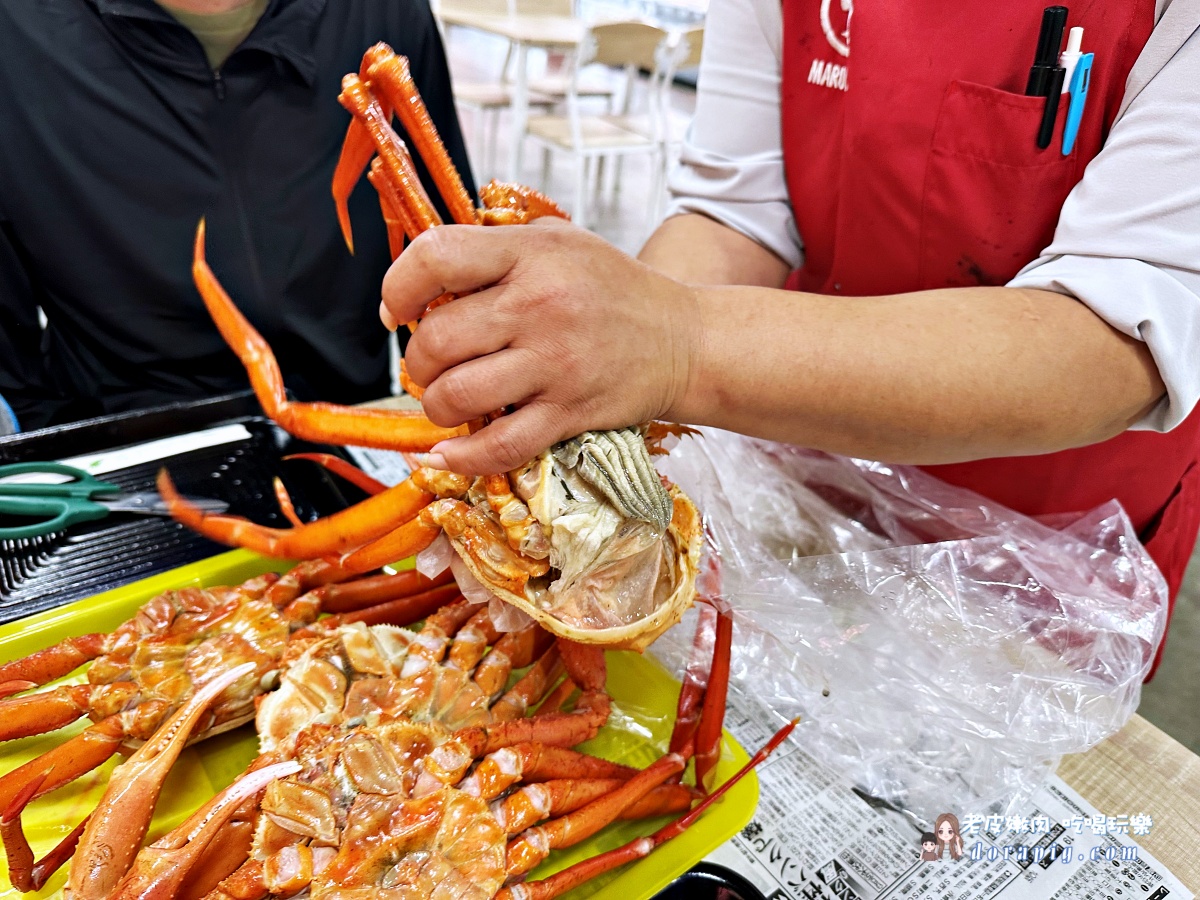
[487,426,532,472]
[412,313,455,366]
[427,369,474,421]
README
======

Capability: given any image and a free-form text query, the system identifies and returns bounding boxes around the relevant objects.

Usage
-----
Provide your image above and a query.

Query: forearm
[673,284,1165,464]
[639,213,791,288]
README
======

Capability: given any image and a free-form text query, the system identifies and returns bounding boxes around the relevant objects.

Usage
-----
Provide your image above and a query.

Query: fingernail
[379,301,399,332]
[415,452,449,470]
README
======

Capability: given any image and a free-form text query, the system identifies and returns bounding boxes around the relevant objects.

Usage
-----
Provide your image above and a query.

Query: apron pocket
[919,80,1076,290]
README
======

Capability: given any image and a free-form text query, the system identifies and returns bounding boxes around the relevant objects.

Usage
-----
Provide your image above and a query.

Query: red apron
[780,0,1200,663]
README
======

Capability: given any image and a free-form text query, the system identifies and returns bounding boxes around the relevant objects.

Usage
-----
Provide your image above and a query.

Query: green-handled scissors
[0,462,230,540]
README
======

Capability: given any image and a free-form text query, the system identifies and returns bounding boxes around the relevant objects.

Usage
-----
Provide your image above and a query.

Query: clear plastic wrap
[653,429,1168,820]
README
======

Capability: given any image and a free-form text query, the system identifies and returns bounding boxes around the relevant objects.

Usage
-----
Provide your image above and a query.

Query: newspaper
[706,693,1191,900]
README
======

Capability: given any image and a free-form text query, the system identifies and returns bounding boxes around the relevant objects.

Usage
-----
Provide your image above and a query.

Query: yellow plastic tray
[0,550,756,900]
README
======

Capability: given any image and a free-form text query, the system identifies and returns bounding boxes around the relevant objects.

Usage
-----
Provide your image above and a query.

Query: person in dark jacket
[0,0,475,432]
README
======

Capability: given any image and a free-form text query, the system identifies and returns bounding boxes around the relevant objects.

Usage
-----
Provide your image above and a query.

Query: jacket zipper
[212,70,226,100]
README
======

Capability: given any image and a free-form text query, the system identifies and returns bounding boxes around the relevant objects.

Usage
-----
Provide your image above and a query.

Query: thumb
[430,404,571,476]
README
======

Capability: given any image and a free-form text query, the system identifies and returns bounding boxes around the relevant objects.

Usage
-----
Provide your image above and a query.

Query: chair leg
[574,154,589,228]
[486,109,501,181]
[541,147,553,190]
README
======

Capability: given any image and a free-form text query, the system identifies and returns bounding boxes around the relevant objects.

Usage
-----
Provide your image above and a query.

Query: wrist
[662,281,708,425]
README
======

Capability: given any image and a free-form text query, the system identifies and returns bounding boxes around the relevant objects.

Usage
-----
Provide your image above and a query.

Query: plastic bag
[652,429,1168,821]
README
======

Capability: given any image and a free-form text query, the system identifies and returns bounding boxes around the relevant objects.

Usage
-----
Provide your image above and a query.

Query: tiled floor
[442,26,1200,756]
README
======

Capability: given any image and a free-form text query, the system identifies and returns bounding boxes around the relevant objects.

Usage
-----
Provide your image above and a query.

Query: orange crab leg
[158,468,434,560]
[498,718,801,900]
[0,684,98,742]
[365,48,478,227]
[0,715,129,812]
[289,584,462,639]
[192,220,465,451]
[495,780,693,835]
[336,512,443,575]
[537,676,577,713]
[284,453,389,497]
[271,478,304,527]
[338,75,442,236]
[461,743,636,800]
[504,750,689,877]
[107,759,301,900]
[331,43,395,253]
[0,632,106,688]
[693,611,733,793]
[200,858,266,900]
[0,770,89,893]
[490,647,565,723]
[668,604,717,760]
[299,568,454,615]
[368,157,419,257]
[68,662,259,900]
[447,607,502,671]
[474,624,555,699]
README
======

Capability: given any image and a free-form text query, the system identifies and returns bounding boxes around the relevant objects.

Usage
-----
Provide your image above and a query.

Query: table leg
[507,41,530,182]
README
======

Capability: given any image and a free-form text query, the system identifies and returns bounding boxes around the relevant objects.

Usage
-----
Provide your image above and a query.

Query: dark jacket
[0,0,475,431]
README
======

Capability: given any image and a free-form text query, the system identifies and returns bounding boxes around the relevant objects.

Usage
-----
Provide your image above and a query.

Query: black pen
[1026,5,1068,96]
[1036,67,1067,147]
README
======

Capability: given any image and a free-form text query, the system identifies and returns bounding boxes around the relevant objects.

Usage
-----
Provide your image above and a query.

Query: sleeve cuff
[1008,254,1200,432]
[666,140,804,270]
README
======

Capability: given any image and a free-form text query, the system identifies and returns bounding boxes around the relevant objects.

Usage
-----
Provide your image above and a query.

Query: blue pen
[1062,52,1094,154]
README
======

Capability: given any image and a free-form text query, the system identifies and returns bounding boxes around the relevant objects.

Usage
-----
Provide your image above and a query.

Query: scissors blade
[99,493,230,516]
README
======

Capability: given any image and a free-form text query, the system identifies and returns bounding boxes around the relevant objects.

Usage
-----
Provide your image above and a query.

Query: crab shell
[450,482,702,652]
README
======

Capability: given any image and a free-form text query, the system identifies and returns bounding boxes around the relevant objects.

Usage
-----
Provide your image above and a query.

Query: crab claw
[66,662,259,900]
[107,760,301,900]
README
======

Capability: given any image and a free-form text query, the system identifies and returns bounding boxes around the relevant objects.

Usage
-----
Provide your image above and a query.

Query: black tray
[652,862,768,900]
[0,392,364,623]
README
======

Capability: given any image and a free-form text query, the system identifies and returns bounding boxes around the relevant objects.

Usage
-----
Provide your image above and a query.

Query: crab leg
[498,718,801,900]
[364,49,478,226]
[290,585,462,639]
[474,625,555,699]
[337,75,442,236]
[331,43,395,253]
[289,568,454,616]
[0,632,106,688]
[369,156,422,255]
[0,770,89,893]
[67,662,258,900]
[191,220,464,451]
[283,453,389,497]
[416,643,610,792]
[200,859,266,900]
[504,750,689,878]
[336,512,444,575]
[693,610,733,793]
[0,715,132,812]
[460,743,636,800]
[490,647,565,723]
[668,604,717,758]
[447,607,503,671]
[493,780,693,834]
[0,684,102,742]
[158,468,434,560]
[537,677,578,713]
[107,760,301,900]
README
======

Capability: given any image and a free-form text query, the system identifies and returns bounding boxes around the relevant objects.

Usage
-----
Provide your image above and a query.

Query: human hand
[380,219,700,475]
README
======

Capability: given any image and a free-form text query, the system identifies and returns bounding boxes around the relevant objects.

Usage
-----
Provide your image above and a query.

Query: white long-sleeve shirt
[668,0,1200,431]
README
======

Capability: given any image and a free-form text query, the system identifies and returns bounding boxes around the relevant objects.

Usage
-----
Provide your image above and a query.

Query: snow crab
[0,562,458,893]
[99,604,789,900]
[160,42,703,652]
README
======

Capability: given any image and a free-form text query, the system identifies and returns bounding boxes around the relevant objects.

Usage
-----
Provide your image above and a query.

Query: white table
[436,10,590,181]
